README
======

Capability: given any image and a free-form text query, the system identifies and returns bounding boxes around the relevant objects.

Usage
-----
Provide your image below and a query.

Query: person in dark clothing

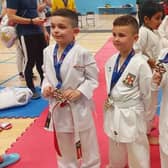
[6,0,48,99]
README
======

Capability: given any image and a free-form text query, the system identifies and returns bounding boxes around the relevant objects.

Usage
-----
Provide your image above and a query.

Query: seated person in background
[51,0,77,12]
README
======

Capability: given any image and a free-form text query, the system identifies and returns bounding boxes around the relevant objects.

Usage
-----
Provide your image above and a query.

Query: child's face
[144,12,163,30]
[50,16,79,46]
[112,25,138,54]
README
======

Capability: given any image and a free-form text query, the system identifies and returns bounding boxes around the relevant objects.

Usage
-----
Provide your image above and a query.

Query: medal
[155,62,166,75]
[104,96,114,111]
[156,52,168,75]
[52,88,69,107]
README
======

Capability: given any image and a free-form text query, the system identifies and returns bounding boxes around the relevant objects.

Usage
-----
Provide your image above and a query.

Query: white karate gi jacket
[134,26,168,60]
[104,53,152,143]
[151,48,168,155]
[159,15,168,40]
[41,43,99,132]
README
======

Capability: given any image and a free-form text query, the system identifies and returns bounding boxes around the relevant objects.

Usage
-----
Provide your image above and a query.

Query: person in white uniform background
[41,9,100,168]
[134,1,166,69]
[159,14,168,40]
[150,48,168,168]
[133,1,168,137]
[104,15,153,168]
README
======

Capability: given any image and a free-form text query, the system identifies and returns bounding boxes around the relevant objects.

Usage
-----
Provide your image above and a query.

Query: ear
[134,34,139,42]
[144,16,149,23]
[73,27,80,35]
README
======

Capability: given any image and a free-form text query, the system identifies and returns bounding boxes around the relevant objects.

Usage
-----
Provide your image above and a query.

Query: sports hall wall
[76,0,136,14]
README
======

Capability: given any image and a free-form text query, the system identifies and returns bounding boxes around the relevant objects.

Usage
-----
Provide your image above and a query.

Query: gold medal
[155,62,166,75]
[53,89,69,107]
[104,96,113,111]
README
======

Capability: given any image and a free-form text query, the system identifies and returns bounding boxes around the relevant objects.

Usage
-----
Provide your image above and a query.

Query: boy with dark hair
[134,0,165,67]
[41,9,100,168]
[134,0,168,141]
[104,15,153,168]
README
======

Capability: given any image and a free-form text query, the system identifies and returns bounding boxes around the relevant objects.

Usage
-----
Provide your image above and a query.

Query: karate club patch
[123,73,136,88]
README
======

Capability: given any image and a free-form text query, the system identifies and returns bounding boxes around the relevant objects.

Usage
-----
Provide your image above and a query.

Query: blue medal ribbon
[108,49,135,96]
[159,52,168,63]
[53,42,75,89]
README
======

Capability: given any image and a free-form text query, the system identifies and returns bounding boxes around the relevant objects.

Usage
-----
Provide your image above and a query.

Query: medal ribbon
[108,49,135,96]
[53,42,74,89]
[159,52,168,63]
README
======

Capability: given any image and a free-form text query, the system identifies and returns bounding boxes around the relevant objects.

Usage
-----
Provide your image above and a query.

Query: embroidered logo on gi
[123,73,136,88]
[108,66,112,72]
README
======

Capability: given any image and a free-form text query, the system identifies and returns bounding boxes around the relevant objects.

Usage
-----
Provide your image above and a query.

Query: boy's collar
[143,24,153,31]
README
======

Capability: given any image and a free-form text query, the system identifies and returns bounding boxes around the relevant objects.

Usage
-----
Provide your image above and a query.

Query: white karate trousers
[160,148,168,168]
[56,126,100,168]
[107,134,150,168]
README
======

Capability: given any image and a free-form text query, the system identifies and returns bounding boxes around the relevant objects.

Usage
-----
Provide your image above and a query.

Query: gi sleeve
[134,27,148,56]
[41,47,53,94]
[77,51,99,99]
[139,61,155,121]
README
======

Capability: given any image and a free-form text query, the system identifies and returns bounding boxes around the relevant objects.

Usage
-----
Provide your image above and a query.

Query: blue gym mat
[0,98,48,118]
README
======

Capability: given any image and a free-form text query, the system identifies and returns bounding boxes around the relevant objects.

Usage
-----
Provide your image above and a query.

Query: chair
[77,12,83,28]
[86,11,95,26]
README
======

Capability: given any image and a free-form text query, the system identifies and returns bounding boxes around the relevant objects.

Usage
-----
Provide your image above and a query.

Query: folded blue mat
[0,86,48,118]
[0,98,48,118]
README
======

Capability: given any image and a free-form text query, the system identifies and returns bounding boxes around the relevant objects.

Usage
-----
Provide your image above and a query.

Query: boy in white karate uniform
[104,15,153,168]
[134,1,167,69]
[151,48,168,168]
[41,9,100,168]
[134,1,168,137]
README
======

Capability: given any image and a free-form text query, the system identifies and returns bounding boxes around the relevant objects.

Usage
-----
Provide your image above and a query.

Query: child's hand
[147,58,156,69]
[155,63,166,74]
[104,99,109,112]
[43,86,54,98]
[62,88,81,102]
[152,71,162,86]
[104,98,113,112]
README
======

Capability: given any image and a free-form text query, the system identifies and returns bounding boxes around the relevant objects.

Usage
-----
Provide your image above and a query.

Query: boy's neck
[143,24,153,31]
[119,49,134,65]
[120,48,133,59]
[56,41,75,59]
[57,40,75,50]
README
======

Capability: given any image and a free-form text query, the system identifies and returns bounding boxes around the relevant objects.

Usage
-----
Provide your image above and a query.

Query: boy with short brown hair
[41,9,100,168]
[104,15,153,168]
